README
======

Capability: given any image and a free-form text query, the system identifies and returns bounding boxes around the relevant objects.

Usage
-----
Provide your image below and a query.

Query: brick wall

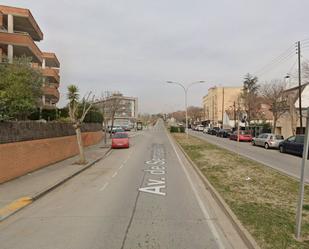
[0,121,102,144]
[0,131,103,183]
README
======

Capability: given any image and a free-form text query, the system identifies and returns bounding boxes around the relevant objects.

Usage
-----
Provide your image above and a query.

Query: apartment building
[95,93,138,127]
[203,86,242,127]
[0,5,60,109]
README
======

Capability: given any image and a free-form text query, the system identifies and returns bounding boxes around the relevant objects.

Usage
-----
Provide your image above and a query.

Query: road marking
[139,144,167,196]
[112,172,118,178]
[119,164,124,169]
[0,197,32,221]
[166,131,225,249]
[99,182,109,191]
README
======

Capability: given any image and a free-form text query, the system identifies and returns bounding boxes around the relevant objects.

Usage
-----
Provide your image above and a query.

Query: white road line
[166,131,225,249]
[119,164,124,169]
[99,182,109,191]
[112,172,118,178]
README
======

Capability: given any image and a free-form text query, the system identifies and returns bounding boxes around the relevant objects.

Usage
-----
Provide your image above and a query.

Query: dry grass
[173,133,309,249]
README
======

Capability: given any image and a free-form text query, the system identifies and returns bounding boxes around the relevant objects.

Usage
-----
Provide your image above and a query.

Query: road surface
[0,121,246,249]
[190,130,308,182]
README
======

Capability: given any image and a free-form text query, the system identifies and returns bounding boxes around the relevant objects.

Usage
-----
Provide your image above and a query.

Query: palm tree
[67,84,93,164]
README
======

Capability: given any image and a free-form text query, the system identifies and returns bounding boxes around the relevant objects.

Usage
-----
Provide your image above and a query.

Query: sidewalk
[0,139,111,221]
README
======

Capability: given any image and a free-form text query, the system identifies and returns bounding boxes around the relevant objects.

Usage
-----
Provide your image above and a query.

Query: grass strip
[173,133,309,249]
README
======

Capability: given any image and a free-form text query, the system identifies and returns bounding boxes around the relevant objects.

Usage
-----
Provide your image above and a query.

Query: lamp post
[166,80,206,138]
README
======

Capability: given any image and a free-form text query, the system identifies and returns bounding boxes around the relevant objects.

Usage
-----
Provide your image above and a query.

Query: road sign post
[295,107,309,239]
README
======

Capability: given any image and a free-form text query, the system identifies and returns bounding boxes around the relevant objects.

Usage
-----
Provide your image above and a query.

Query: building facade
[95,93,138,127]
[277,83,309,138]
[0,5,60,109]
[203,86,242,127]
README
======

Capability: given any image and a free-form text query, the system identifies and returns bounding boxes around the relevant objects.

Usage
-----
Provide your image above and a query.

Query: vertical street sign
[295,107,309,239]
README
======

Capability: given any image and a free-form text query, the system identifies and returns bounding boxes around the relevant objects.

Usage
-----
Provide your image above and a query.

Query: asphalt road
[189,130,309,183]
[0,121,246,249]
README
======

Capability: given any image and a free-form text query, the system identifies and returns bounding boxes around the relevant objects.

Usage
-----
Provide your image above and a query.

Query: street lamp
[166,80,206,138]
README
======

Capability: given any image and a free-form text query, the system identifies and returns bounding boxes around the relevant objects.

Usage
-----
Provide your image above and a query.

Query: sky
[3,0,309,113]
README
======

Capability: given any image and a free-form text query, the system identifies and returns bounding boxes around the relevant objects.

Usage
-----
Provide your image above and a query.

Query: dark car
[207,127,220,135]
[217,129,232,138]
[279,135,307,157]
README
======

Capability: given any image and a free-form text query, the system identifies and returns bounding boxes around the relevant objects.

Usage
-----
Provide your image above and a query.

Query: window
[287,136,296,142]
[113,133,128,138]
[295,136,304,144]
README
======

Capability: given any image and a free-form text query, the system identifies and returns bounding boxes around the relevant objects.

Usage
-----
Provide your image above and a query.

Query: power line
[255,50,295,77]
[254,44,295,76]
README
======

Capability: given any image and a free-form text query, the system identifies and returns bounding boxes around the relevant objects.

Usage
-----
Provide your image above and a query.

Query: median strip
[173,133,309,249]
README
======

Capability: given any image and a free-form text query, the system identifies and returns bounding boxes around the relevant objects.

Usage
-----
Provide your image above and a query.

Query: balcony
[0,31,42,63]
[42,67,60,83]
[42,52,60,68]
[0,5,43,41]
[42,85,60,103]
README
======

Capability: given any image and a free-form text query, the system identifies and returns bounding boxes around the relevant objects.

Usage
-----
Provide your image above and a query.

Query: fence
[0,121,102,144]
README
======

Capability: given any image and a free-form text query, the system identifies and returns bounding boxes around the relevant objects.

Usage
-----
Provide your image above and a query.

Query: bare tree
[107,94,122,138]
[187,106,203,123]
[170,110,186,123]
[67,85,94,164]
[260,80,288,133]
[98,92,109,145]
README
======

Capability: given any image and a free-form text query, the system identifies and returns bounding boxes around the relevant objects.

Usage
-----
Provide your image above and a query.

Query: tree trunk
[272,116,277,134]
[103,120,107,145]
[75,127,86,164]
[110,116,115,138]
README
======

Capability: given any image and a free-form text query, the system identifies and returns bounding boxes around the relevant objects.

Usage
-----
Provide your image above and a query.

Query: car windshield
[113,133,128,138]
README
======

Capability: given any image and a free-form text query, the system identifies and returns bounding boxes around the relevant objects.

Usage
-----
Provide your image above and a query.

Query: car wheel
[264,143,269,149]
[279,146,285,153]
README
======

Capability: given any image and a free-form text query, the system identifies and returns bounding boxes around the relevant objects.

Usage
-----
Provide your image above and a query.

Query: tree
[0,56,43,120]
[107,93,122,138]
[241,73,260,125]
[170,110,186,123]
[187,106,203,123]
[260,80,288,133]
[67,85,94,164]
[97,92,122,140]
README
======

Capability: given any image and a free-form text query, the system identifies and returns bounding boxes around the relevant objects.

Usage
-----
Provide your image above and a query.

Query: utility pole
[222,87,225,128]
[297,41,303,133]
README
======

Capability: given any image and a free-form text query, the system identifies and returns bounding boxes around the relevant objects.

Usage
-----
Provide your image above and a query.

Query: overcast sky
[3,0,309,113]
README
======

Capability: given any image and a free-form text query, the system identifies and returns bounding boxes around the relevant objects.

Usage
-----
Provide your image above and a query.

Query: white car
[203,127,210,133]
[196,125,204,132]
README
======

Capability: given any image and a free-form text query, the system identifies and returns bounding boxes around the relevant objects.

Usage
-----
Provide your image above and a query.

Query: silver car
[252,133,284,149]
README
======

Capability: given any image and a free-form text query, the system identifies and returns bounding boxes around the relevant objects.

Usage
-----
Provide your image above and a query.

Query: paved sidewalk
[0,140,111,221]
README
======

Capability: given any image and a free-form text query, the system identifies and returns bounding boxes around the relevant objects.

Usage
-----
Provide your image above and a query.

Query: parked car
[112,132,129,149]
[252,133,284,149]
[203,127,210,133]
[279,135,307,156]
[229,130,253,142]
[121,125,131,131]
[110,127,125,134]
[196,125,204,132]
[217,129,232,138]
[207,127,220,135]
